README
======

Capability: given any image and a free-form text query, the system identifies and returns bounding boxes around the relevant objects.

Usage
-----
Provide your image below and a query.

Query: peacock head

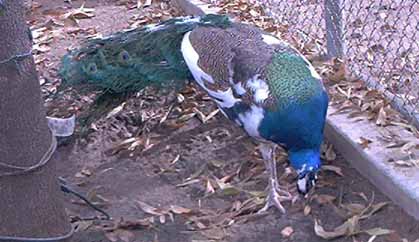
[288,149,322,195]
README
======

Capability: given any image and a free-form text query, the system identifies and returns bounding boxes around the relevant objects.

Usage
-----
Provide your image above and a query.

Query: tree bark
[0,0,72,240]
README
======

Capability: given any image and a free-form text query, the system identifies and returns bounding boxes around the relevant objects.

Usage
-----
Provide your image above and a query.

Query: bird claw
[257,143,293,214]
[257,184,292,214]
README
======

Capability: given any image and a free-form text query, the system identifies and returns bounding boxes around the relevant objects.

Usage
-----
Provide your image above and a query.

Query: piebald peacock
[60,14,329,213]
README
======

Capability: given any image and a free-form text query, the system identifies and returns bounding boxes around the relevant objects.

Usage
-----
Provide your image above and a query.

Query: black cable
[0,228,74,242]
[58,177,111,220]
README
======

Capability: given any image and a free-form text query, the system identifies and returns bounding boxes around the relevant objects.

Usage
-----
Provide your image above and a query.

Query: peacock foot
[258,181,292,214]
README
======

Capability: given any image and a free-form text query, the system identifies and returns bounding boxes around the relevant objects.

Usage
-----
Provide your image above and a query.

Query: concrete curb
[170,0,419,220]
[326,107,419,220]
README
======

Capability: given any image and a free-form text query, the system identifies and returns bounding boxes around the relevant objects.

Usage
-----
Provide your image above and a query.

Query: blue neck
[288,148,321,174]
[257,90,327,174]
[258,91,327,150]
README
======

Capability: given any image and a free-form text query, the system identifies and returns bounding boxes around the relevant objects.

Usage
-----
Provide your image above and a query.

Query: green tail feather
[59,14,232,93]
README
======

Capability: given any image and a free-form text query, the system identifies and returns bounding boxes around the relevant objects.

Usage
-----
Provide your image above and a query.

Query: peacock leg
[257,143,292,213]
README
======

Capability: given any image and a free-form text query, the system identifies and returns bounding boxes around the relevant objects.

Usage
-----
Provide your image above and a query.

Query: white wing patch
[238,105,265,138]
[207,88,240,108]
[181,31,240,108]
[233,82,247,96]
[246,76,270,103]
[181,32,215,84]
[262,34,283,45]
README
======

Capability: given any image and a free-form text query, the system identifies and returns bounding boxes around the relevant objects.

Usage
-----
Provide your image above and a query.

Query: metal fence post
[324,0,343,59]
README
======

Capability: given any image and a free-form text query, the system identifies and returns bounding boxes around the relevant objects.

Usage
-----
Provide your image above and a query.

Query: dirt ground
[27,0,419,241]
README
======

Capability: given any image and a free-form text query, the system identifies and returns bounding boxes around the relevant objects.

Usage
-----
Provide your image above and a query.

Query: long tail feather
[59,14,232,93]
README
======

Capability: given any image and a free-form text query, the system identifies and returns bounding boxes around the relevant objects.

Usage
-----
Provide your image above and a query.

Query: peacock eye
[87,63,97,73]
[119,50,130,62]
[83,63,98,75]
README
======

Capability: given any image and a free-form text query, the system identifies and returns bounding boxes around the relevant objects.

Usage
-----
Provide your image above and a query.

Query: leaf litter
[314,192,391,240]
[27,0,417,240]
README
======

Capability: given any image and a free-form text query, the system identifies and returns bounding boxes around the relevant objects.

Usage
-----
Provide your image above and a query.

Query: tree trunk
[0,0,72,240]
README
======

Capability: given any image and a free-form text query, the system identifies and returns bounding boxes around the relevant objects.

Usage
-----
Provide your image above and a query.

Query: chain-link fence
[256,0,419,127]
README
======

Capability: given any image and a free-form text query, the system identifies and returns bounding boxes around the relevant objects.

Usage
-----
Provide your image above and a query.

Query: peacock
[59,14,329,213]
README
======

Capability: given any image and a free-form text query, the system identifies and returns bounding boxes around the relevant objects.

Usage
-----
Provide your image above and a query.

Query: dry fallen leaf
[208,159,225,168]
[364,227,393,236]
[341,203,366,215]
[75,167,92,178]
[106,102,126,119]
[105,229,135,242]
[304,205,311,216]
[205,179,216,194]
[63,3,95,25]
[315,214,361,240]
[118,230,135,242]
[376,107,388,126]
[137,200,165,216]
[159,214,166,224]
[324,144,337,161]
[136,0,152,9]
[113,218,152,230]
[281,226,294,237]
[360,202,388,219]
[313,194,336,204]
[358,136,373,149]
[176,178,201,187]
[314,191,390,240]
[314,219,352,239]
[391,159,414,167]
[322,165,344,176]
[73,220,93,232]
[170,205,192,214]
[200,228,226,240]
[400,141,418,154]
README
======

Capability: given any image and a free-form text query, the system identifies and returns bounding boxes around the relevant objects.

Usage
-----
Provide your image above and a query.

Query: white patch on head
[297,176,308,194]
[238,105,265,138]
[233,82,246,96]
[246,76,270,103]
[297,165,317,194]
[181,31,215,84]
[297,164,316,174]
[262,34,283,45]
[297,163,307,174]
